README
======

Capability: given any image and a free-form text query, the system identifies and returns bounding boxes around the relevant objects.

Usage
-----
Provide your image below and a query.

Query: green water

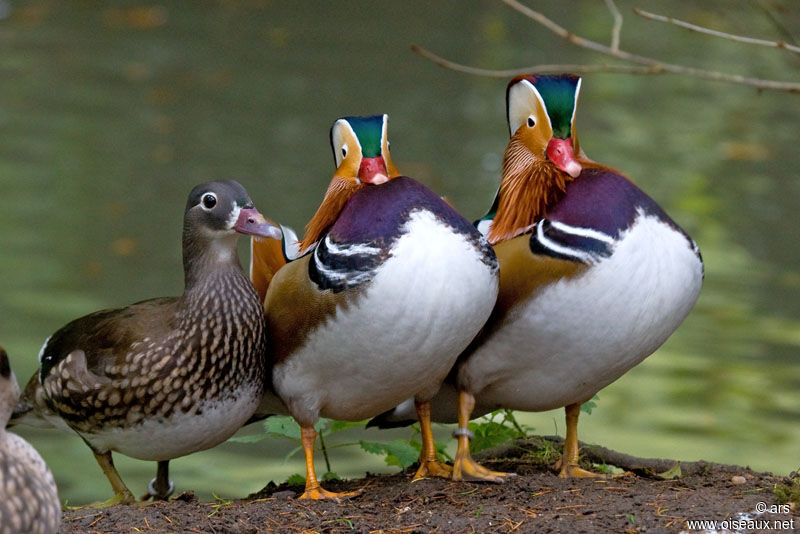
[0,1,798,504]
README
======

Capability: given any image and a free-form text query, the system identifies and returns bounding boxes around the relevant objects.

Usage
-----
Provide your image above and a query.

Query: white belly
[461,213,703,412]
[274,211,498,426]
[83,384,261,461]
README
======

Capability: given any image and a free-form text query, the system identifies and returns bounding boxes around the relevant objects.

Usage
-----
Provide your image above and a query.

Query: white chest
[274,210,499,426]
[462,213,703,411]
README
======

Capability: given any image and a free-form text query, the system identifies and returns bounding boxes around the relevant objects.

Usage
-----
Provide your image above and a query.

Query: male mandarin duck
[370,74,704,482]
[0,347,61,534]
[12,181,281,506]
[251,114,499,499]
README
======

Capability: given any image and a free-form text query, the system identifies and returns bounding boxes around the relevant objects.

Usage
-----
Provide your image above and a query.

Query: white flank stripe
[323,235,381,256]
[535,222,596,264]
[312,247,375,286]
[548,220,615,244]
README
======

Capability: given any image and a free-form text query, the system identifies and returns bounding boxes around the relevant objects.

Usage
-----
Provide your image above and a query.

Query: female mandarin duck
[251,114,499,499]
[12,181,281,506]
[1,347,61,534]
[371,75,704,482]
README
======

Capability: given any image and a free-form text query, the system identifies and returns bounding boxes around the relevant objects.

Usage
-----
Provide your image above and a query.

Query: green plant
[592,461,624,475]
[531,437,558,464]
[581,394,600,415]
[359,439,420,469]
[231,408,542,479]
[773,468,800,508]
[467,409,534,454]
[285,474,306,486]
[231,416,358,473]
[207,493,233,517]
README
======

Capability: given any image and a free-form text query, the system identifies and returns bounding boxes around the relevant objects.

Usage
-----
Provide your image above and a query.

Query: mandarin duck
[250,114,499,499]
[1,347,61,534]
[12,181,281,506]
[370,74,704,482]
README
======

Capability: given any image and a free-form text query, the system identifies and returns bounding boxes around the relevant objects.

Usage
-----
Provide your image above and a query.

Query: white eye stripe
[225,203,241,229]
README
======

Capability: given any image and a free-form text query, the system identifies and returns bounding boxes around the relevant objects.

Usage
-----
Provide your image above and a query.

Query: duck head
[183,180,281,284]
[300,114,400,251]
[490,74,585,244]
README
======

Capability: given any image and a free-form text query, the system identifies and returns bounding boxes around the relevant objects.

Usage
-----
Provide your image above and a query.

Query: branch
[633,7,800,55]
[409,0,800,93]
[410,44,660,78]
[604,0,623,52]
[501,0,800,92]
[476,436,740,478]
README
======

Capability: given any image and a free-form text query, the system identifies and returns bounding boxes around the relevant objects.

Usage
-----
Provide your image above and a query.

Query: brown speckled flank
[0,347,61,534]
[40,268,266,434]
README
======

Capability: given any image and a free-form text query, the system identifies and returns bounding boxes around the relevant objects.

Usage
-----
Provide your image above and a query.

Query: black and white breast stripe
[308,235,386,292]
[529,219,615,265]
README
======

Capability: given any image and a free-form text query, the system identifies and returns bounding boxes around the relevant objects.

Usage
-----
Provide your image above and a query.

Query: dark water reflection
[0,0,797,502]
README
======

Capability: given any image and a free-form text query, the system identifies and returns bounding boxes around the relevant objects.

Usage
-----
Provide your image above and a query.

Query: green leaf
[329,420,367,432]
[581,394,600,415]
[260,416,331,442]
[286,474,306,486]
[359,439,419,469]
[468,421,518,453]
[263,416,302,440]
[314,418,332,433]
[657,462,682,480]
[227,432,270,443]
[322,471,340,482]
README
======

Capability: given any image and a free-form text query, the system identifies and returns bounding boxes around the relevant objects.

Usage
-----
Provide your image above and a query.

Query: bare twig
[633,7,800,54]
[604,0,623,52]
[410,44,658,77]
[477,436,737,477]
[410,0,800,93]
[501,0,800,92]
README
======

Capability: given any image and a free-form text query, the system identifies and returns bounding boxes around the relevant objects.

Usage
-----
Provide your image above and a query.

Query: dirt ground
[60,437,798,533]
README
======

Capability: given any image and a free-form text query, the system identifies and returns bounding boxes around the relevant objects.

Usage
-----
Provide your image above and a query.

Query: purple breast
[330,176,480,245]
[547,168,684,238]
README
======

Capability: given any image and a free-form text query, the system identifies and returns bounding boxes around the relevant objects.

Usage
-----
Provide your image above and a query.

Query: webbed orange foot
[298,485,362,501]
[71,489,136,509]
[450,392,517,483]
[557,462,607,478]
[413,459,452,480]
[452,454,515,483]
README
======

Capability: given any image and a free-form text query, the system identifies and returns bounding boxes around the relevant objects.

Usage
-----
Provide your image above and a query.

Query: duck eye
[527,115,535,128]
[201,193,217,210]
[341,144,348,158]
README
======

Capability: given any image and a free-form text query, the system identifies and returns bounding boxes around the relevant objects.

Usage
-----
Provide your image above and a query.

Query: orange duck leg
[451,392,515,483]
[298,426,361,500]
[555,402,606,478]
[412,400,452,480]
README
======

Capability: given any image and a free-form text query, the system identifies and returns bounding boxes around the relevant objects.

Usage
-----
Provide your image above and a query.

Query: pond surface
[0,0,798,503]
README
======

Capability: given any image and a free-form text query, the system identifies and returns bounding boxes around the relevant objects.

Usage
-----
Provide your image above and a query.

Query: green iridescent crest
[531,75,580,139]
[343,115,385,158]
